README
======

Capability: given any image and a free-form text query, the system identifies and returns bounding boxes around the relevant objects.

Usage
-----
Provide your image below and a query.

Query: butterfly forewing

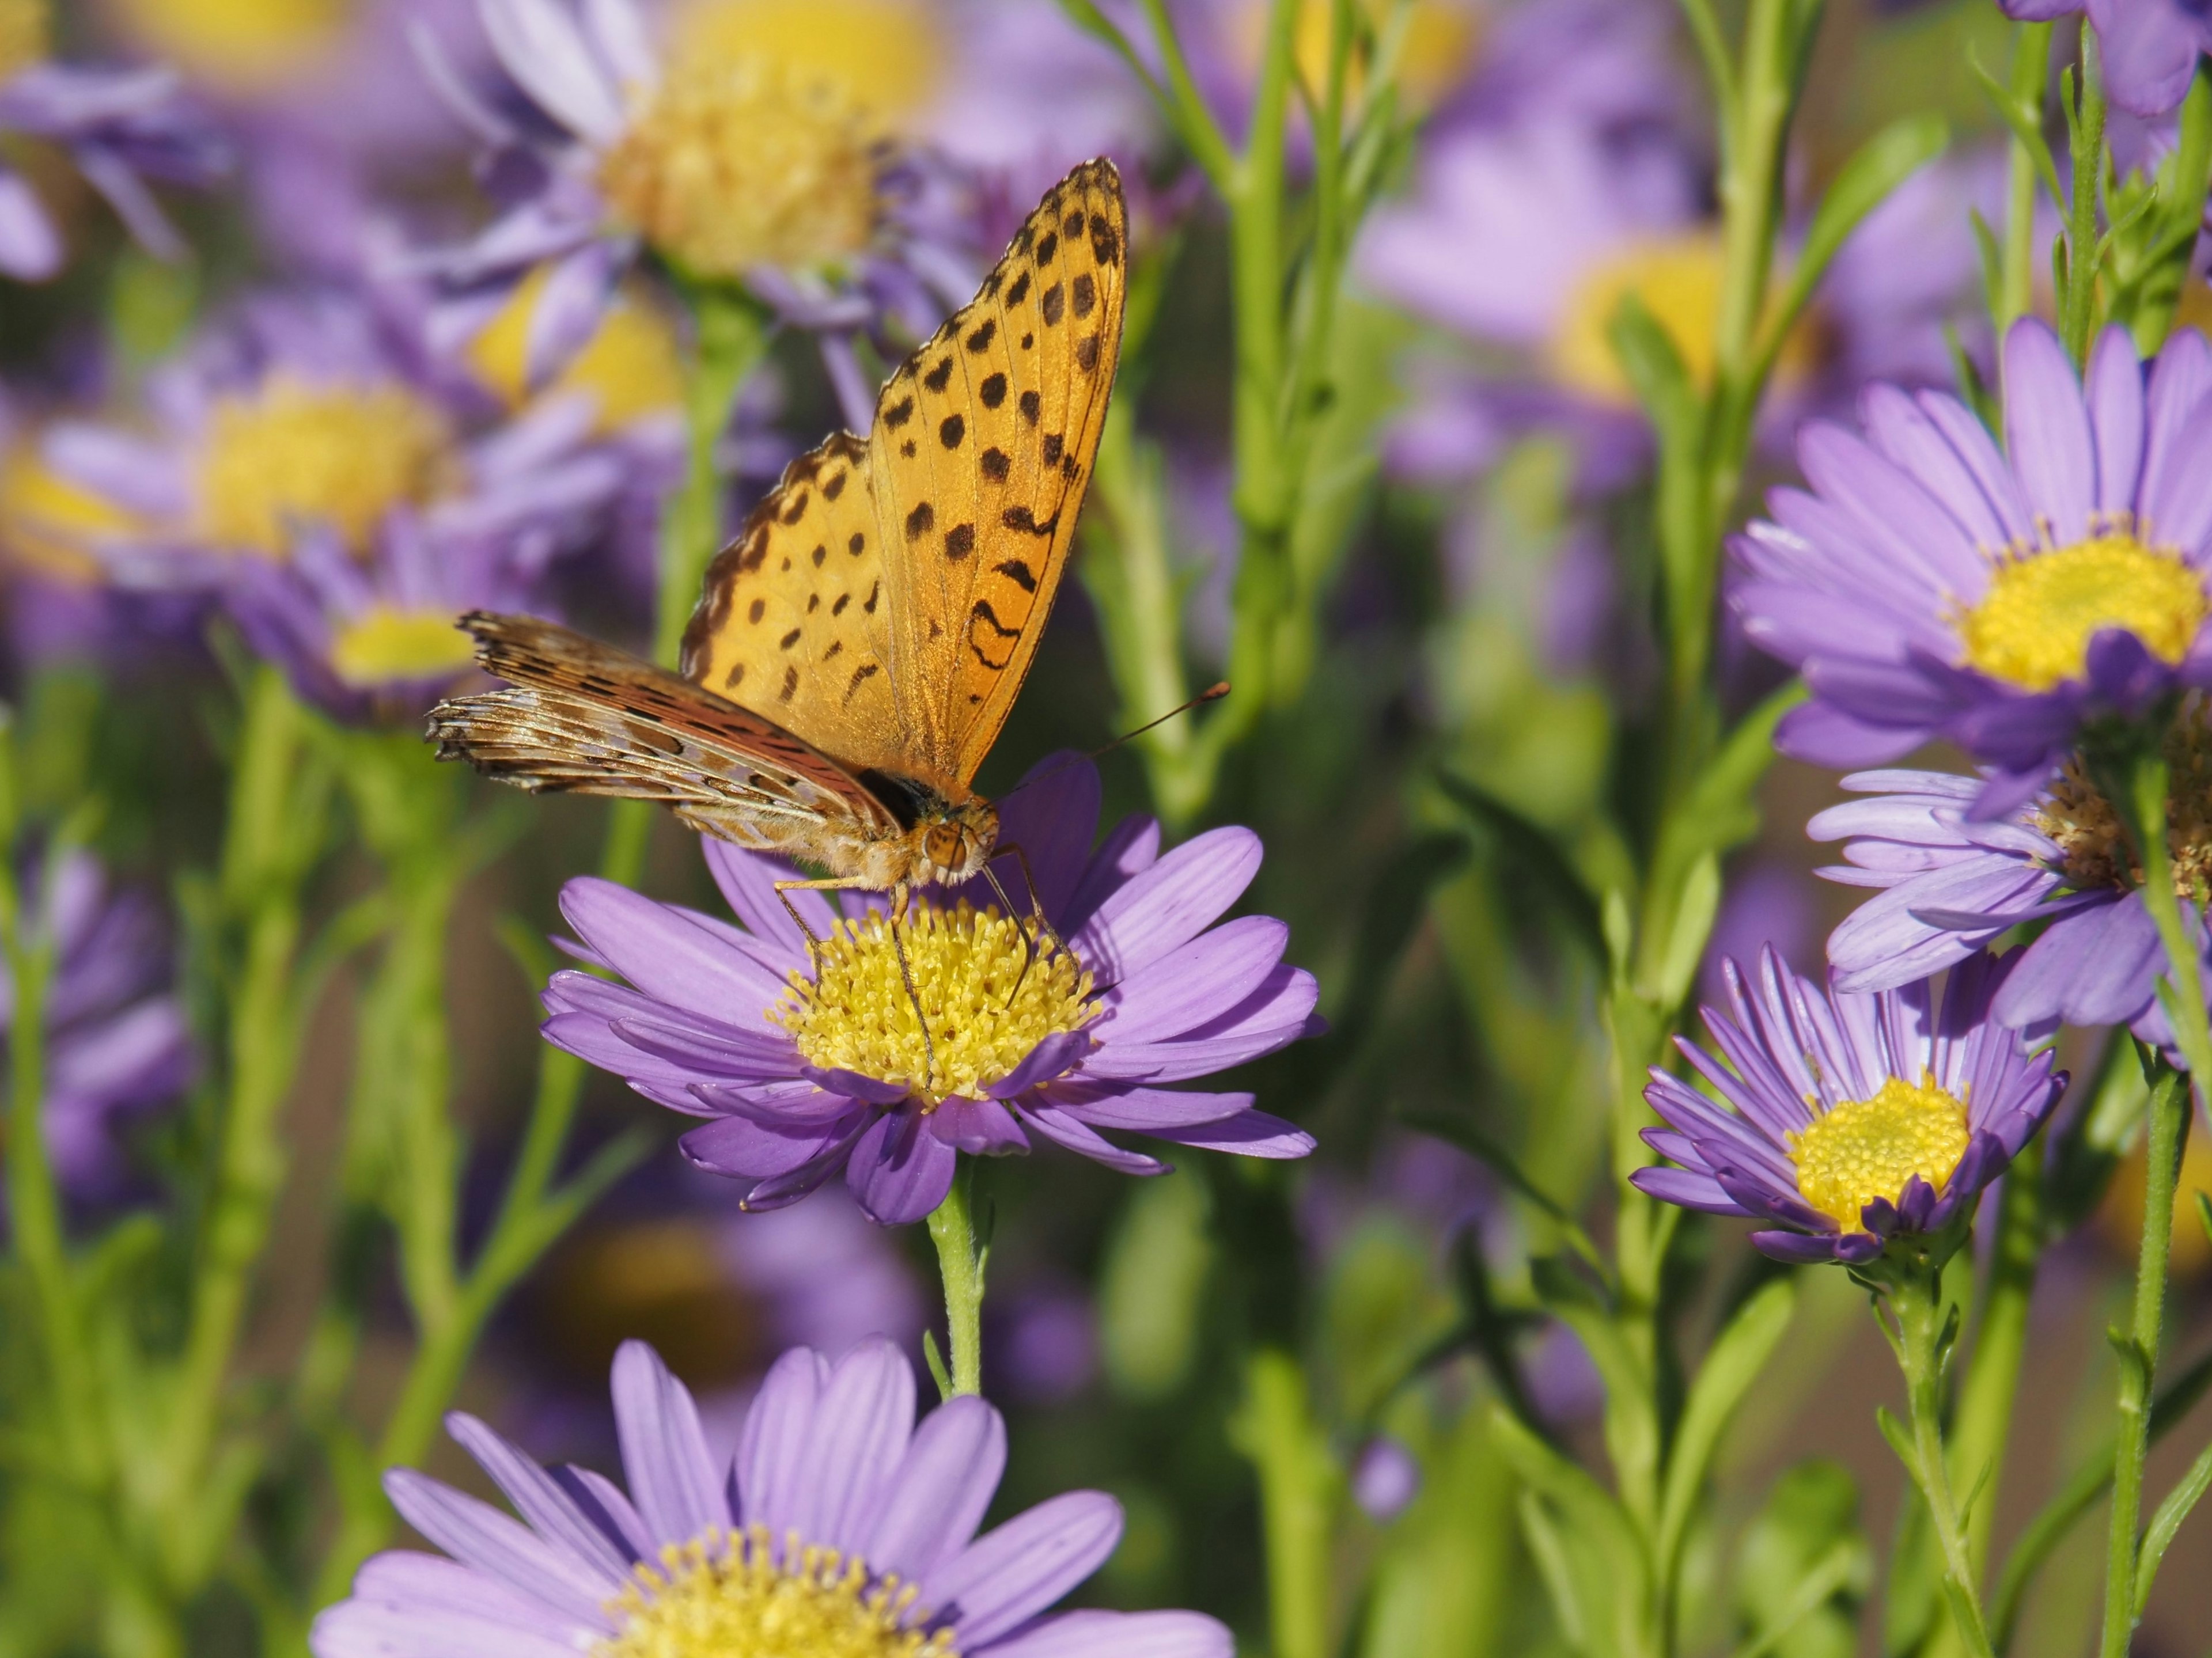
[866,159,1128,790]
[676,431,910,780]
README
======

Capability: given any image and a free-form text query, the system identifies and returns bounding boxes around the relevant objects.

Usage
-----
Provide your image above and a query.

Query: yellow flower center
[1548,233,1823,405]
[326,605,476,688]
[2035,701,2212,904]
[0,441,141,582]
[1246,0,1478,113]
[0,0,48,79]
[105,0,350,90]
[595,1526,956,1658]
[599,18,884,279]
[1788,1075,1971,1232]
[195,375,453,559]
[467,271,683,432]
[772,901,1094,1106]
[668,0,943,130]
[1956,532,2207,693]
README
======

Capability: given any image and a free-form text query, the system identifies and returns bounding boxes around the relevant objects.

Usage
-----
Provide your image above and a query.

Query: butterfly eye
[926,824,965,869]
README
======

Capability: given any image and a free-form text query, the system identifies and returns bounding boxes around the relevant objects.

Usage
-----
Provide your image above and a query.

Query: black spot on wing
[907,502,934,539]
[982,447,1010,482]
[849,532,865,555]
[924,357,955,393]
[845,662,880,703]
[1019,390,1040,424]
[884,396,914,429]
[1073,274,1096,318]
[779,628,802,650]
[1002,505,1060,536]
[1076,334,1100,371]
[834,593,850,615]
[1090,215,1121,265]
[902,439,916,457]
[780,491,809,524]
[824,471,847,500]
[724,663,745,689]
[748,598,766,623]
[1041,283,1065,325]
[1042,434,1063,466]
[1036,230,1059,266]
[946,522,975,560]
[966,319,997,352]
[995,559,1036,592]
[810,544,826,567]
[779,665,798,701]
[980,373,1006,408]
[940,413,965,450]
[1007,270,1031,306]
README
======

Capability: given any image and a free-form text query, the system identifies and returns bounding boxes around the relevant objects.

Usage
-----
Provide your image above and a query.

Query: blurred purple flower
[1635,948,2063,1264]
[1808,757,2212,1049]
[1998,0,2212,119]
[988,1277,1100,1405]
[1701,859,1818,1006]
[1352,1436,1421,1523]
[1733,320,2212,817]
[0,9,227,281]
[313,1337,1230,1658]
[7,848,192,1201]
[540,753,1319,1226]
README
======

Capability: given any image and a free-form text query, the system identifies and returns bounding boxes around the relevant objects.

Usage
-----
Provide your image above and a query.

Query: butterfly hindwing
[867,158,1127,790]
[435,612,899,844]
[677,431,910,780]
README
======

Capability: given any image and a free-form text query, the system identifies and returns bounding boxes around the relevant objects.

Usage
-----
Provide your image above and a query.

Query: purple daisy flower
[1998,1,2212,120]
[312,1336,1230,1658]
[12,848,194,1201]
[540,753,1319,1226]
[1734,318,2212,817]
[0,5,227,281]
[1806,752,2212,1047]
[1633,948,2065,1265]
[410,0,995,428]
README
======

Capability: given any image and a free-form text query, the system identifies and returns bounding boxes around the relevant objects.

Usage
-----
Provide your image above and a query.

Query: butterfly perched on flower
[427,160,1127,916]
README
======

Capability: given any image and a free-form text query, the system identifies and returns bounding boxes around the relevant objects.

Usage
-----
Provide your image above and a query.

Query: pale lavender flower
[9,849,192,1201]
[313,1337,1229,1658]
[1999,1,2212,119]
[541,753,1319,1226]
[1732,320,2212,817]
[1635,949,2064,1264]
[0,12,226,280]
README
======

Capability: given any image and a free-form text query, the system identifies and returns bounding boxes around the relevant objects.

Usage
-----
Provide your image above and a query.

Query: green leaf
[1971,52,2065,210]
[1762,116,1950,371]
[1607,290,1700,466]
[1315,830,1470,1071]
[1733,1462,1869,1658]
[2134,1439,2212,1617]
[1434,772,1604,963]
[1654,851,1721,1009]
[1491,1405,1646,1655]
[1657,1280,1797,1583]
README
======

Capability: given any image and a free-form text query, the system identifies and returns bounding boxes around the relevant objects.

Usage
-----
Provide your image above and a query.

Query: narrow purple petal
[1071,828,1262,987]
[847,1110,959,1224]
[736,1346,828,1536]
[863,1395,1007,1582]
[981,1610,1235,1658]
[2003,320,2095,542]
[609,1341,728,1546]
[931,1492,1124,1645]
[785,1337,915,1554]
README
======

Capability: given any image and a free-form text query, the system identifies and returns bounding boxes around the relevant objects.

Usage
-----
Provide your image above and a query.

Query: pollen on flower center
[0,0,48,79]
[467,272,681,432]
[327,605,479,689]
[599,51,881,279]
[1956,532,2207,692]
[594,1525,957,1658]
[195,375,453,559]
[1788,1075,1970,1231]
[772,901,1094,1106]
[1548,233,1821,404]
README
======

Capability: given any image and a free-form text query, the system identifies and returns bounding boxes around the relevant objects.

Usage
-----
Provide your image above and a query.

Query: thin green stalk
[1926,1156,2044,1658]
[1232,1350,1339,1658]
[1890,1266,1997,1658]
[1999,22,2055,331]
[926,1158,986,1397]
[2061,21,2108,364]
[160,668,321,1547]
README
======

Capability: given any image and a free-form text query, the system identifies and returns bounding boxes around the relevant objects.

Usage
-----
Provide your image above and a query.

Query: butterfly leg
[983,844,1068,1004]
[772,875,940,1079]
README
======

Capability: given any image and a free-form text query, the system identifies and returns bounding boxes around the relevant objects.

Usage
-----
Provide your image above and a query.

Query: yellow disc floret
[327,606,478,689]
[0,0,48,79]
[668,0,944,131]
[773,902,1094,1106]
[106,0,349,90]
[195,375,454,559]
[1548,233,1823,405]
[600,52,881,278]
[0,441,141,582]
[595,1525,956,1658]
[1789,1074,1971,1232]
[2034,699,2212,904]
[1957,532,2208,692]
[467,272,683,432]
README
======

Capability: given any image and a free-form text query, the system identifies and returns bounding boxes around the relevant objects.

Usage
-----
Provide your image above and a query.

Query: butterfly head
[918,796,999,885]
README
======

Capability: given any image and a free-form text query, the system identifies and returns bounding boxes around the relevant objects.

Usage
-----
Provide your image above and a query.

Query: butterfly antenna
[1003,682,1230,799]
[984,863,1041,1003]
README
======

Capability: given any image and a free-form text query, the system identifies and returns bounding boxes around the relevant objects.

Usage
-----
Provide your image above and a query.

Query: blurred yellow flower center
[773,901,1094,1106]
[107,0,350,89]
[1957,533,2207,692]
[1549,233,1820,405]
[0,442,139,582]
[467,271,683,432]
[196,376,453,559]
[0,0,48,78]
[1281,0,1479,111]
[669,0,942,129]
[2036,703,2212,903]
[596,1526,955,1658]
[599,12,884,279]
[1789,1075,1969,1232]
[327,606,476,689]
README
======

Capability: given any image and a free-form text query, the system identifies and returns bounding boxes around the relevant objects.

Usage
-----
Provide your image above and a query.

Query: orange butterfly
[427,160,1126,926]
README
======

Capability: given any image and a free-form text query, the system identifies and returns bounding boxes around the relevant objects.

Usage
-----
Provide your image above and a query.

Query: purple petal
[931,1491,1123,1645]
[1630,1164,1746,1215]
[1748,1230,1847,1264]
[2086,325,2147,513]
[1097,916,1290,1042]
[380,1472,612,1628]
[1145,1109,1314,1160]
[703,840,832,958]
[679,1112,853,1178]
[2090,0,2203,117]
[1060,815,1162,938]
[0,165,62,280]
[609,1341,728,1546]
[736,1346,829,1536]
[785,1337,915,1554]
[984,1030,1092,1098]
[480,0,626,144]
[1018,1104,1170,1174]
[558,879,789,1020]
[443,1414,631,1584]
[847,1110,959,1224]
[863,1395,1006,1581]
[982,1610,1235,1658]
[2003,320,2095,543]
[1071,828,1262,986]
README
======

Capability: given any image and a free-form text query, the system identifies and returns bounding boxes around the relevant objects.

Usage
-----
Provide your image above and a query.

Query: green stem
[2061,20,2108,364]
[161,667,321,1549]
[1232,1350,1338,1658]
[926,1158,986,1397]
[1892,1266,1997,1658]
[1999,22,2055,332]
